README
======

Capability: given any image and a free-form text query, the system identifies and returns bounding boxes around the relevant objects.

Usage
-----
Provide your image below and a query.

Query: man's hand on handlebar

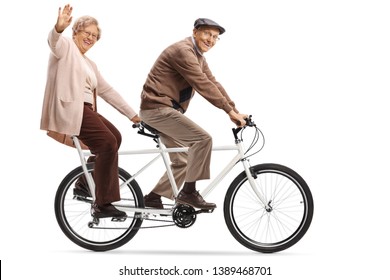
[228,110,248,127]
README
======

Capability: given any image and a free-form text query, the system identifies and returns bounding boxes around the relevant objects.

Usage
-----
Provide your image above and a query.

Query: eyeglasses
[201,30,220,41]
[80,30,98,41]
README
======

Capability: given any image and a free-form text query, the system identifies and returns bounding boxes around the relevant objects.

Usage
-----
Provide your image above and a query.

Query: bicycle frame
[72,128,268,216]
[56,116,313,253]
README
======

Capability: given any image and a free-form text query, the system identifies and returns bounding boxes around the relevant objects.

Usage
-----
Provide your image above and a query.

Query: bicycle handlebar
[232,115,255,140]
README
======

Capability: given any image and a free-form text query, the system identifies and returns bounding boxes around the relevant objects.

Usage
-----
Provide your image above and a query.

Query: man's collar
[191,36,203,56]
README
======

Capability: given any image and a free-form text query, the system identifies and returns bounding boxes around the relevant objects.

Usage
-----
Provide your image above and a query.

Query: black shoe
[73,180,91,197]
[176,190,216,210]
[91,203,126,218]
[144,194,164,209]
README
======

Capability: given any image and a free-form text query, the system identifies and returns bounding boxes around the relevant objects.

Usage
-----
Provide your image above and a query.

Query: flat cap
[194,18,225,34]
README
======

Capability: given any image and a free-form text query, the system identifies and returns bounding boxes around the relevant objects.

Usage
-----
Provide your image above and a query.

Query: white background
[1,0,389,279]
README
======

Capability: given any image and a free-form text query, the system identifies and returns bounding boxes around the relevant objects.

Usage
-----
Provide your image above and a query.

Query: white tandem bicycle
[54,116,314,253]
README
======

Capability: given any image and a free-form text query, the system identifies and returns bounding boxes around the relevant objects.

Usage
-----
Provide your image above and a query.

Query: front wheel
[54,164,144,251]
[224,163,314,253]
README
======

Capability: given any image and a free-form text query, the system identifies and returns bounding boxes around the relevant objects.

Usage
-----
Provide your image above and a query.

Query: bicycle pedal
[199,208,214,214]
[111,217,127,222]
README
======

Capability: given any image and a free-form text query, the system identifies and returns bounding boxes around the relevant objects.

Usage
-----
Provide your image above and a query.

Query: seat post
[72,136,96,200]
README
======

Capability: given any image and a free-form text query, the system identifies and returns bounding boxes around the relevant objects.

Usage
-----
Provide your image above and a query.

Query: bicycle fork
[237,141,270,211]
[241,160,271,210]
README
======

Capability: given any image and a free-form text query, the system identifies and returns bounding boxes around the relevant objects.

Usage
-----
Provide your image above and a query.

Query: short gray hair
[72,16,101,40]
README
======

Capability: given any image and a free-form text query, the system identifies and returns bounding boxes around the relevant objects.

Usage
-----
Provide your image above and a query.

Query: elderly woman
[40,4,140,218]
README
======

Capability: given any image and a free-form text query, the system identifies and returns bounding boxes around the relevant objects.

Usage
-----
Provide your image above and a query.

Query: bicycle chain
[89,208,214,230]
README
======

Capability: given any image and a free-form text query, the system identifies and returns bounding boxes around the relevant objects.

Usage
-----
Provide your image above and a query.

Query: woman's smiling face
[73,24,99,54]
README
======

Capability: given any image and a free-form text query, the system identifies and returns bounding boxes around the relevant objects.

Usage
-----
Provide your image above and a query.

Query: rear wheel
[54,164,144,251]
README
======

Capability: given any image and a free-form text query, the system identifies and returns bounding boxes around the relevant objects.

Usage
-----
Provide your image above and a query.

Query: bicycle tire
[54,163,144,251]
[224,163,314,253]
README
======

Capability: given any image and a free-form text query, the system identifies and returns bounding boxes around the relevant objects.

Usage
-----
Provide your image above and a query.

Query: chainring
[172,204,197,228]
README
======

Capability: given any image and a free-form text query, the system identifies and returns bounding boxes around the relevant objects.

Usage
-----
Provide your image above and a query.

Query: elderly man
[140,18,247,210]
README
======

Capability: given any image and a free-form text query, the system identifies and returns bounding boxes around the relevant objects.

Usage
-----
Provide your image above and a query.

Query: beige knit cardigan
[40,28,137,146]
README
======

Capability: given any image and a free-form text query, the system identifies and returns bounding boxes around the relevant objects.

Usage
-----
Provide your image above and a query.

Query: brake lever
[245,115,255,127]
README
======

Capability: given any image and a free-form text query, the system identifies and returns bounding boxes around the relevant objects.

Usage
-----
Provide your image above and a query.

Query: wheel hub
[265,200,273,212]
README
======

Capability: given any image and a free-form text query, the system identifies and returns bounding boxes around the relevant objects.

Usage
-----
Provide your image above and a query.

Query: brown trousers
[140,107,212,199]
[77,103,121,205]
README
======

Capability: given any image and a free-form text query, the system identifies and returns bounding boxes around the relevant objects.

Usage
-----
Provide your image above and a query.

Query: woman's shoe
[73,180,91,197]
[91,203,126,218]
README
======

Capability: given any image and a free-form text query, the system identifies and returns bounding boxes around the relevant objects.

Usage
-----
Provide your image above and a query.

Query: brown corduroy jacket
[140,37,238,114]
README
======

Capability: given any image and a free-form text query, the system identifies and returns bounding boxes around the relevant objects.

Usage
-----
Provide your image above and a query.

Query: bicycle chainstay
[88,206,214,230]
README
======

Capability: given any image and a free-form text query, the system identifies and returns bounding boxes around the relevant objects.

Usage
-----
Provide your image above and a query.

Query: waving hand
[55,4,73,33]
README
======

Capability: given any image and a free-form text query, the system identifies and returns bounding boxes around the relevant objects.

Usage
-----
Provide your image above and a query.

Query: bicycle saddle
[141,121,160,135]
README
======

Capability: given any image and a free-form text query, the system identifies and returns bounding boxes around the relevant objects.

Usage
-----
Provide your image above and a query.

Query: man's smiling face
[193,27,220,53]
